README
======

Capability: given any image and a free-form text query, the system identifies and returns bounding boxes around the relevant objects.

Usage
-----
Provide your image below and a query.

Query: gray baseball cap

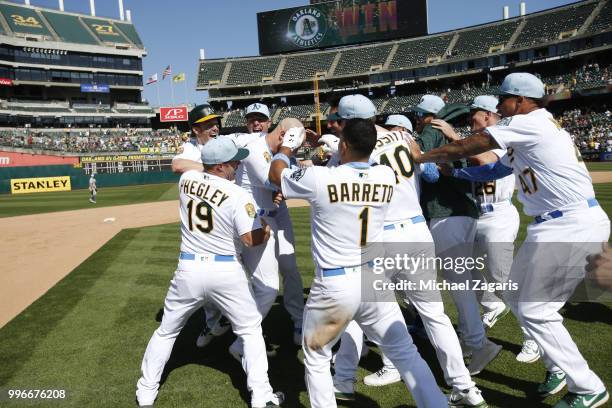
[338,94,377,119]
[245,103,270,119]
[201,137,249,165]
[495,72,545,99]
[384,114,413,131]
[412,95,445,115]
[470,95,499,113]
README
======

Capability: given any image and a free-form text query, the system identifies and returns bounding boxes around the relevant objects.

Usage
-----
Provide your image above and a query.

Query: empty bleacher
[198,61,226,85]
[334,44,393,76]
[453,20,521,58]
[512,2,598,49]
[226,58,281,85]
[280,52,336,81]
[381,95,422,114]
[389,35,453,70]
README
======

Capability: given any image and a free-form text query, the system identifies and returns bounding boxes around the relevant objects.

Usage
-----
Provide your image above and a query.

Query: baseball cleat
[537,371,567,397]
[468,339,502,375]
[363,367,401,386]
[293,327,302,346]
[195,327,215,348]
[211,316,231,336]
[252,391,285,407]
[448,386,488,407]
[516,339,540,363]
[482,305,510,329]
[333,379,356,401]
[553,390,608,408]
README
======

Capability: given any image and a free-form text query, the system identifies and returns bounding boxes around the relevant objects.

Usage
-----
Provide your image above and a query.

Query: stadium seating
[114,103,155,114]
[334,44,393,76]
[73,103,112,113]
[41,11,98,45]
[226,58,281,85]
[587,0,612,34]
[198,61,226,85]
[389,35,453,70]
[453,20,521,58]
[280,52,336,81]
[382,95,422,114]
[512,2,597,49]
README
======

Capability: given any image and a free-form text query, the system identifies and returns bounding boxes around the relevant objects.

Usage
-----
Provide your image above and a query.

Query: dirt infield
[0,198,307,328]
[589,171,612,184]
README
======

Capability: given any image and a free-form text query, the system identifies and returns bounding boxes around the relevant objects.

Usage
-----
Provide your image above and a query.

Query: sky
[9,0,581,106]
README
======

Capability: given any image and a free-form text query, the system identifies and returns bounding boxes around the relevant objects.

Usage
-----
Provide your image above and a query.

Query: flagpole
[183,73,188,106]
[170,79,175,106]
[155,79,161,107]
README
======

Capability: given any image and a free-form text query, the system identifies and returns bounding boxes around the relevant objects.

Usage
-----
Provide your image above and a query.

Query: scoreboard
[79,154,174,175]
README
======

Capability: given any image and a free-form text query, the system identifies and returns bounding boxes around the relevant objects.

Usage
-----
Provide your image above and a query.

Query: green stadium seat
[114,22,143,46]
[81,17,130,44]
[0,3,53,38]
[41,11,98,45]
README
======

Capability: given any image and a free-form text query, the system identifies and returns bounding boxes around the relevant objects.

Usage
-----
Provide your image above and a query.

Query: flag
[146,73,158,85]
[162,65,172,80]
[172,73,185,82]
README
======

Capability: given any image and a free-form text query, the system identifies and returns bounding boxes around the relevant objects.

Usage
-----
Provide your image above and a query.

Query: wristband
[272,153,291,167]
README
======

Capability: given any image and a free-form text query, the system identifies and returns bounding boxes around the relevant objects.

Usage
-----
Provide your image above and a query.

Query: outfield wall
[0,164,178,194]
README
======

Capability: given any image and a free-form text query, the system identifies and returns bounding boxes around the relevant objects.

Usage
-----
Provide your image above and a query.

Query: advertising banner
[159,106,188,122]
[11,176,71,194]
[80,84,110,93]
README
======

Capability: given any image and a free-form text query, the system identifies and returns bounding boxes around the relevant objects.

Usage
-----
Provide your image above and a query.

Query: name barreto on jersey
[328,182,394,204]
[180,178,230,207]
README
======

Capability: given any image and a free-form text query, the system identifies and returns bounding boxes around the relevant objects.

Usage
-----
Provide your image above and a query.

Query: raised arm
[410,131,500,164]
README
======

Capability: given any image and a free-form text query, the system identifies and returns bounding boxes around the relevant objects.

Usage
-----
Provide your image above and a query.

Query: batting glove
[318,134,339,154]
[281,127,306,151]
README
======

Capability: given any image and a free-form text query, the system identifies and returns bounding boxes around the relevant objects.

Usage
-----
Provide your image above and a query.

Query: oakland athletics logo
[287,8,327,48]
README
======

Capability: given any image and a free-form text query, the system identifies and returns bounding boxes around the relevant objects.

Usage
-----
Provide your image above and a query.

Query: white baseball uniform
[173,138,204,163]
[280,161,447,408]
[234,134,304,330]
[472,149,519,312]
[88,176,96,202]
[487,108,609,394]
[136,170,276,407]
[333,130,475,392]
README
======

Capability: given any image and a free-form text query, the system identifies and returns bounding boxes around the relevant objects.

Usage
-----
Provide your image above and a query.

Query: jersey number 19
[187,199,214,233]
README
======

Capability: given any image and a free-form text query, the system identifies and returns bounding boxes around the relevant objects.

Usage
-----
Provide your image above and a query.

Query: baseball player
[384,114,412,133]
[229,116,305,353]
[136,137,284,408]
[245,102,272,134]
[415,95,502,375]
[435,95,540,364]
[88,174,97,203]
[330,95,486,407]
[268,117,448,408]
[410,72,610,408]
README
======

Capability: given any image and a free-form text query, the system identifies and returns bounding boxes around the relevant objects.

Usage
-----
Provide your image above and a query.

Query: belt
[384,215,426,230]
[321,261,374,277]
[258,209,278,217]
[479,199,511,214]
[179,251,236,262]
[534,198,599,224]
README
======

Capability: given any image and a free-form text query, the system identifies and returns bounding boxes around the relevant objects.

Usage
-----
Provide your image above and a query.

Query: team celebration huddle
[135,72,609,408]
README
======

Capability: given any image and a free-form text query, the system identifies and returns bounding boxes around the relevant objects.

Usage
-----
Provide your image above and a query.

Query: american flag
[162,65,172,80]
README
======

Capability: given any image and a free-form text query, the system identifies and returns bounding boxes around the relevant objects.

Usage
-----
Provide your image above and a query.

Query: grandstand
[197,0,611,134]
[0,0,153,128]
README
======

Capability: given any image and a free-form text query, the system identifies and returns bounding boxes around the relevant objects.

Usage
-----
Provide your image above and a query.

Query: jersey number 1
[187,199,214,233]
[358,207,369,247]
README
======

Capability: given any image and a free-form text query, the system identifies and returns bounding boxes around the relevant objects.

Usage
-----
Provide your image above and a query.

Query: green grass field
[0,184,610,407]
[0,183,177,218]
[585,162,612,172]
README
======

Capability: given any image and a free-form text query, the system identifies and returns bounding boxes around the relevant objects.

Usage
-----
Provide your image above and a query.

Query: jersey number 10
[379,145,414,184]
[187,199,214,233]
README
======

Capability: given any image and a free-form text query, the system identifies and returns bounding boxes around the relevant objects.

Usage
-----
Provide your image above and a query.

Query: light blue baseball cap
[496,72,545,99]
[245,102,270,119]
[338,94,377,119]
[201,137,249,165]
[384,114,413,132]
[470,95,499,113]
[412,95,445,115]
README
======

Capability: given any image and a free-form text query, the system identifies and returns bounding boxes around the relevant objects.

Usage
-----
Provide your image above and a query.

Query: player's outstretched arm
[171,158,203,174]
[241,221,271,247]
[410,131,500,164]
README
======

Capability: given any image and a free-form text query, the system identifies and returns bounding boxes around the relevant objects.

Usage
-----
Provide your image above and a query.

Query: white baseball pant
[334,221,475,391]
[136,257,274,407]
[505,203,609,394]
[473,201,519,311]
[303,264,447,408]
[242,205,304,328]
